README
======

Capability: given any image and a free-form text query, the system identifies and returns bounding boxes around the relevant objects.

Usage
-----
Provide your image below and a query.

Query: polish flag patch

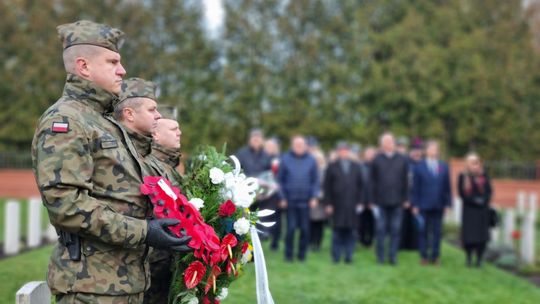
[51,122,69,133]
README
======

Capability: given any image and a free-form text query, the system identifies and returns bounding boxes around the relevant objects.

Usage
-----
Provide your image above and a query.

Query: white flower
[217,288,229,301]
[223,172,236,189]
[188,198,204,210]
[209,167,225,184]
[232,177,259,208]
[241,249,252,264]
[233,217,250,235]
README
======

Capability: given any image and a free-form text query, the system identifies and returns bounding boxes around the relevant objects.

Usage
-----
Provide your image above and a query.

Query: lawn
[1,235,540,303]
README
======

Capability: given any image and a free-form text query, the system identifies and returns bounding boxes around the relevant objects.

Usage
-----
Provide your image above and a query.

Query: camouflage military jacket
[32,74,151,295]
[145,142,181,187]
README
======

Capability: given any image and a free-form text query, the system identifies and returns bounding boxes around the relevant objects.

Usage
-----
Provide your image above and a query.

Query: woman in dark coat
[458,152,492,267]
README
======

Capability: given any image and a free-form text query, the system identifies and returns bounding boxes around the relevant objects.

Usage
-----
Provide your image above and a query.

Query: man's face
[154,119,181,149]
[426,143,439,159]
[337,148,350,160]
[381,135,396,153]
[364,148,377,162]
[264,140,279,156]
[87,48,126,94]
[291,137,307,156]
[131,98,161,136]
[249,134,264,150]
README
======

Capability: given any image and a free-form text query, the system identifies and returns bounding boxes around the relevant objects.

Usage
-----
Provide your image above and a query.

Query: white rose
[189,198,204,210]
[217,288,229,301]
[233,217,250,235]
[209,167,225,184]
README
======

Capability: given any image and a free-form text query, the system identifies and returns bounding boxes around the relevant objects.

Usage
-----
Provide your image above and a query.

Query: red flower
[241,241,249,254]
[226,258,238,276]
[218,200,237,217]
[512,230,521,240]
[204,265,222,294]
[203,297,211,304]
[220,233,238,261]
[184,261,206,289]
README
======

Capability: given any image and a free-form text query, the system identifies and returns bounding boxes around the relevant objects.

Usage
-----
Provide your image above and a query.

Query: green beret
[57,20,124,53]
[119,78,158,103]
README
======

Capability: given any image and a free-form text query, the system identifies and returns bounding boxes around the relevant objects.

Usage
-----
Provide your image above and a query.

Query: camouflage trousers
[56,292,144,304]
[144,258,173,304]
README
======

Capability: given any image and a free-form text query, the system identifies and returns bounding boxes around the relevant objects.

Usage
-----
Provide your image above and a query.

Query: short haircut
[62,45,103,74]
[114,97,145,121]
[379,131,394,145]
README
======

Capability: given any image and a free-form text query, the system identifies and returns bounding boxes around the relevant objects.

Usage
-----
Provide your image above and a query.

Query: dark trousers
[332,228,355,262]
[375,206,403,263]
[418,209,443,261]
[464,242,487,267]
[309,220,325,250]
[285,205,310,261]
[270,208,282,250]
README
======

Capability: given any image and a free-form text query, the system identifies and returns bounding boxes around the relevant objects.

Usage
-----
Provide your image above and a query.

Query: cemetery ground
[1,235,540,303]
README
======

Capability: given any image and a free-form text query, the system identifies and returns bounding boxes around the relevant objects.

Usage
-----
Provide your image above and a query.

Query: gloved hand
[146,218,192,252]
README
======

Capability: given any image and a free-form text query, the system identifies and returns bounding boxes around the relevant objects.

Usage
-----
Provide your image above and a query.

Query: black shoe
[389,259,397,266]
[345,258,353,264]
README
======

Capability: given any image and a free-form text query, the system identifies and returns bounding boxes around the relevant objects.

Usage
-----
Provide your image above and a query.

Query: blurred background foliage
[1,0,540,160]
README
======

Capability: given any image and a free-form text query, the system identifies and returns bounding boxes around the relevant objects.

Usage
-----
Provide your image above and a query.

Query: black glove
[146,219,192,252]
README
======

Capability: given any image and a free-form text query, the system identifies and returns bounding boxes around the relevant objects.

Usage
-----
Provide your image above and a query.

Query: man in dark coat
[370,132,409,265]
[236,128,271,177]
[324,142,364,263]
[411,140,451,265]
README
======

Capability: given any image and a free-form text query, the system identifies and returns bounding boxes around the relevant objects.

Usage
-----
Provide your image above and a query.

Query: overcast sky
[202,0,225,37]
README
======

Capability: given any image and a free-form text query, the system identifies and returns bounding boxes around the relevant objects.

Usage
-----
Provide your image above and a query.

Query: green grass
[1,234,539,303]
[227,236,540,303]
[0,245,52,303]
[0,198,50,243]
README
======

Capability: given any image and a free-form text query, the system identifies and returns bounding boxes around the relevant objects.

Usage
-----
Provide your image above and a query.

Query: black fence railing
[0,151,33,169]
[484,161,539,180]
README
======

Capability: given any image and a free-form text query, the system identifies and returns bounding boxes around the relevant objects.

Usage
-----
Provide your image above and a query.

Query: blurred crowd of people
[235,129,493,267]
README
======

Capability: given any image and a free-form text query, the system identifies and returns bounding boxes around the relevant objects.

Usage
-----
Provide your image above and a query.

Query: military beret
[57,20,125,53]
[119,78,158,103]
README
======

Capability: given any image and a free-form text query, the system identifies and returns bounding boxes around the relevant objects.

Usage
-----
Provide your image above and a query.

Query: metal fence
[485,161,539,180]
[0,151,32,169]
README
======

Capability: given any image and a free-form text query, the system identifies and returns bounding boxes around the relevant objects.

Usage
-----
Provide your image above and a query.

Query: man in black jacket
[236,128,271,177]
[370,132,409,265]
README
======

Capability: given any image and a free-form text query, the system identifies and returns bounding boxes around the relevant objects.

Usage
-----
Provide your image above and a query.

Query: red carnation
[184,261,206,289]
[512,230,521,240]
[219,200,237,217]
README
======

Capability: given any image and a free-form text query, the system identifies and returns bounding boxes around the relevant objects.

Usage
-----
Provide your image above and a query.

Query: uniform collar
[62,74,118,113]
[151,142,181,168]
[125,128,152,157]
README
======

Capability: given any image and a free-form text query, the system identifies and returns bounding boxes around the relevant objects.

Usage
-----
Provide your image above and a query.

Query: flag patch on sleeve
[51,122,69,133]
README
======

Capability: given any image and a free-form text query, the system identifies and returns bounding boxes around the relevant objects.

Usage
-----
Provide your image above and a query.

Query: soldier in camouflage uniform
[32,20,190,304]
[116,79,184,303]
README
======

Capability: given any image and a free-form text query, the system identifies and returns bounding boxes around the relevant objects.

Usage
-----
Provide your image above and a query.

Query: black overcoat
[458,172,493,244]
[324,160,364,229]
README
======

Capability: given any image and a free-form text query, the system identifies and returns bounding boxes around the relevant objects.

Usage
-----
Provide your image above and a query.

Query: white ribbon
[250,226,275,304]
